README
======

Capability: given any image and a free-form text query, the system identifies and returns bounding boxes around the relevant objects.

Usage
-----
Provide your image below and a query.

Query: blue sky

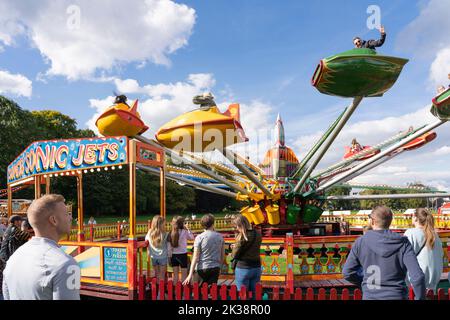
[1,0,450,190]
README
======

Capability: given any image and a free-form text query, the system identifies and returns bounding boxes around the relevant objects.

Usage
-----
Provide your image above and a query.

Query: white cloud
[433,145,450,156]
[0,70,32,97]
[88,73,217,135]
[372,166,408,174]
[114,79,142,94]
[397,0,450,87]
[227,100,275,164]
[396,0,450,58]
[0,0,196,80]
[430,48,450,87]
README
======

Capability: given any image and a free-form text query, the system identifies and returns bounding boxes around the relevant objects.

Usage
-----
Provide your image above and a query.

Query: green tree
[324,185,352,210]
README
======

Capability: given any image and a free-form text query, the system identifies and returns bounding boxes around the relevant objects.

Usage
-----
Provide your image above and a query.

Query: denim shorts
[151,257,168,267]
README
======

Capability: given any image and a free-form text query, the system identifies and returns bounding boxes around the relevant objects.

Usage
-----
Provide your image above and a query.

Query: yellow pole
[7,185,12,218]
[34,176,41,199]
[128,139,137,299]
[160,164,166,218]
[76,173,85,245]
[45,176,51,194]
[129,140,137,239]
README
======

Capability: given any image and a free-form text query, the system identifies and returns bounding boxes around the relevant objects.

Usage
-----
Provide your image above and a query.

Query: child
[145,216,169,282]
[168,216,194,284]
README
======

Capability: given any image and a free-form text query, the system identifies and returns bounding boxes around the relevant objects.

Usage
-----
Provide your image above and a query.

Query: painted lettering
[107,143,119,161]
[97,143,109,163]
[84,144,97,165]
[72,145,85,167]
[56,145,69,168]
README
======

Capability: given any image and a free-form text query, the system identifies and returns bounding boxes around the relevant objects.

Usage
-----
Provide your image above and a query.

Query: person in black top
[0,215,30,261]
[0,215,30,300]
[353,26,386,50]
[231,214,262,296]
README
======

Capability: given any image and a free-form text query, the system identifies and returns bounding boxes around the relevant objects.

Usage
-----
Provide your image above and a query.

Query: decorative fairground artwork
[7,136,129,184]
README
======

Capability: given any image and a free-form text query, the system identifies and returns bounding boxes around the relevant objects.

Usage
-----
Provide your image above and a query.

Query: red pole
[230,285,237,300]
[220,285,227,301]
[127,239,138,300]
[151,278,157,300]
[273,286,280,300]
[183,284,191,300]
[330,288,338,300]
[117,221,121,240]
[437,288,446,301]
[193,282,200,300]
[353,289,362,300]
[255,283,263,300]
[89,224,94,241]
[318,288,326,300]
[239,286,247,300]
[138,275,145,300]
[408,286,415,300]
[341,288,349,300]
[306,287,314,300]
[159,279,165,300]
[167,280,173,301]
[175,282,182,300]
[285,233,294,294]
[294,288,302,300]
[211,284,218,300]
[282,288,290,300]
[201,283,208,300]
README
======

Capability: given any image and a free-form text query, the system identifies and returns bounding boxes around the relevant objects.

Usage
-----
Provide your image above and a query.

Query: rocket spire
[275,113,285,146]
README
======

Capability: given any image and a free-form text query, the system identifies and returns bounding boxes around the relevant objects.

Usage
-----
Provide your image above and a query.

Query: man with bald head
[2,194,80,300]
[343,205,426,300]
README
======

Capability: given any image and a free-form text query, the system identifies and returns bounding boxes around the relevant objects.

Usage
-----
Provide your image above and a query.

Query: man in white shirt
[2,194,80,300]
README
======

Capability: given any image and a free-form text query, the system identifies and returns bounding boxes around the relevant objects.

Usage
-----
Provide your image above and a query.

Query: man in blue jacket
[343,205,426,300]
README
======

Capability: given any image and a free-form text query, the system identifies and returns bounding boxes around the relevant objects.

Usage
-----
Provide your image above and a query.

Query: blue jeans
[235,267,261,295]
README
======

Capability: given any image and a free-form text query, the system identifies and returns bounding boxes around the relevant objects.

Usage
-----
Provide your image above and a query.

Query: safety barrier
[137,278,450,300]
[67,218,235,242]
[319,214,450,229]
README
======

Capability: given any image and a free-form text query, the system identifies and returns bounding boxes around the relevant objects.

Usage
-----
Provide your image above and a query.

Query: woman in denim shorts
[145,216,169,281]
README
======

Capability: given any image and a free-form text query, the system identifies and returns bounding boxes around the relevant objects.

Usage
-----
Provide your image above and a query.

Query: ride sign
[7,136,128,184]
[103,247,128,283]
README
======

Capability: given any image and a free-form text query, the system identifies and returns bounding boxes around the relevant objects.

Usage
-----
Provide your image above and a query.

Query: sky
[1,0,450,191]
